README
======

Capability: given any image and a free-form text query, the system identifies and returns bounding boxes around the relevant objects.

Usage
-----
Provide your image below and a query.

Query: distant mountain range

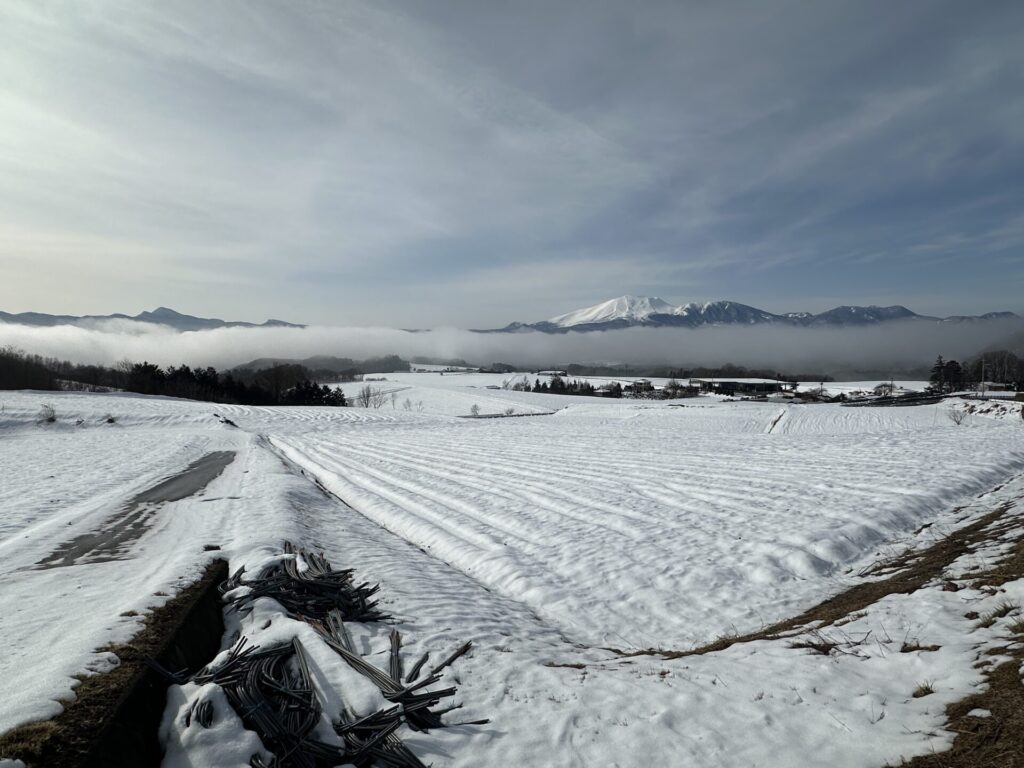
[0,307,304,331]
[1,299,1019,334]
[486,296,1021,333]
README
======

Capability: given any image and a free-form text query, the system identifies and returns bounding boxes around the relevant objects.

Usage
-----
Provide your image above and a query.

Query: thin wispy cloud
[0,1,1021,325]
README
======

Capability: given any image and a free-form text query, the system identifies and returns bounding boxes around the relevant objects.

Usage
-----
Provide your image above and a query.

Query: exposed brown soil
[544,661,588,669]
[607,500,1018,660]
[893,528,1024,768]
[891,650,1024,768]
[605,488,1024,767]
[0,559,227,767]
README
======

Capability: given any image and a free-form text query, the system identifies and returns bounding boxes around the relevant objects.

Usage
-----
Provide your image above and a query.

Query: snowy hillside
[546,295,677,327]
[1,381,1023,767]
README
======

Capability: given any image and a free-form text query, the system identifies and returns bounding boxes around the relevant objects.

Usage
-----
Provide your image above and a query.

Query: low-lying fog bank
[0,317,1019,374]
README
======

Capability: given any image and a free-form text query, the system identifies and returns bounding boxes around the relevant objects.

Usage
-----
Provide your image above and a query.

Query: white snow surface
[543,295,776,327]
[546,295,677,326]
[1,380,1023,767]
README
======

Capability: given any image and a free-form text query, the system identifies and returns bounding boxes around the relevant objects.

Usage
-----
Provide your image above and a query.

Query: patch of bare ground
[0,559,226,767]
[605,487,1024,767]
[607,500,1020,661]
[890,524,1024,768]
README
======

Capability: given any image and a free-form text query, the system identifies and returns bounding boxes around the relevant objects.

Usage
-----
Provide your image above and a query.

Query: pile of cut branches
[223,541,386,622]
[160,542,485,767]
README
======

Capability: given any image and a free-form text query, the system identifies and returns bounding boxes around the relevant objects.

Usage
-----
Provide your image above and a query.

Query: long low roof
[689,377,790,384]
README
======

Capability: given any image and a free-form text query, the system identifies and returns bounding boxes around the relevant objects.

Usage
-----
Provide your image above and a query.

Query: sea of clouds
[2,317,1020,375]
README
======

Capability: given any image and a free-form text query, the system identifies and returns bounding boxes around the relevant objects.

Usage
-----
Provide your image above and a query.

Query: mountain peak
[547,295,675,327]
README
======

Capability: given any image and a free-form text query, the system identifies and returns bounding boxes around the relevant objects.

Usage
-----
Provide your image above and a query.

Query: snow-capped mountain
[671,300,780,327]
[547,295,677,327]
[520,296,779,332]
[492,296,1021,333]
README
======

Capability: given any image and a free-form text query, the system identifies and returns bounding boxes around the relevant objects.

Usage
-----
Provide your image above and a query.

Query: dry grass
[912,680,935,698]
[543,661,588,670]
[901,641,941,653]
[790,636,840,656]
[608,502,1018,661]
[894,648,1024,767]
[893,508,1024,768]
[789,629,870,657]
[607,491,1024,767]
[0,721,59,757]
[0,561,225,765]
[976,601,1019,629]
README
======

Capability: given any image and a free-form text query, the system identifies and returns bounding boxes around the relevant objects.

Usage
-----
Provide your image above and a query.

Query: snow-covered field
[330,371,934,417]
[1,377,1023,767]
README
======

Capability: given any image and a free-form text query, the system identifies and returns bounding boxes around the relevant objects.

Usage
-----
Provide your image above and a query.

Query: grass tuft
[913,681,935,698]
[901,641,941,653]
[977,601,1019,629]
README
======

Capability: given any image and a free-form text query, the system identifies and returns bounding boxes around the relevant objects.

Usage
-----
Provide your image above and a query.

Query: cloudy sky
[1,0,1022,327]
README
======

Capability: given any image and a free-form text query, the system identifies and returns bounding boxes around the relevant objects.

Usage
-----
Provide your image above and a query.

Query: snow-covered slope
[2,385,1024,767]
[546,295,676,327]
[672,299,779,325]
[810,305,922,325]
[538,296,778,330]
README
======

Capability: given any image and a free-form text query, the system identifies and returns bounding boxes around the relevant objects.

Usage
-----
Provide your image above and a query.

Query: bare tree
[113,358,135,389]
[470,404,480,417]
[948,405,968,426]
[355,385,372,408]
[402,398,412,411]
[391,392,398,409]
[355,385,389,409]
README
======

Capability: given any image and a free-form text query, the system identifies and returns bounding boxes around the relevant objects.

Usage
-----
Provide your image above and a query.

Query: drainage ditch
[0,558,228,767]
[3,539,485,767]
[157,541,485,767]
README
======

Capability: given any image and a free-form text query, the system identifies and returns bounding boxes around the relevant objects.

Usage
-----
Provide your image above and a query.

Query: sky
[1,0,1022,328]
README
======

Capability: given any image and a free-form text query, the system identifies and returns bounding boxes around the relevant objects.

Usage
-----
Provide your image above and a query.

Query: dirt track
[36,451,235,569]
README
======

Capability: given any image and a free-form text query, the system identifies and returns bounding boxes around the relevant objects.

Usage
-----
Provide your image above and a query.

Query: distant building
[626,378,655,395]
[689,378,796,396]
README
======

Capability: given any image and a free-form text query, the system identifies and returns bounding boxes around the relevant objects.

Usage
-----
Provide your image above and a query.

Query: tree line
[506,375,610,397]
[929,351,1024,393]
[564,362,831,382]
[0,346,346,406]
[531,376,599,396]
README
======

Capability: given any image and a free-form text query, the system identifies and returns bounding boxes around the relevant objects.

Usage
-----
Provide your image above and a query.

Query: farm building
[689,378,797,397]
[625,379,655,395]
